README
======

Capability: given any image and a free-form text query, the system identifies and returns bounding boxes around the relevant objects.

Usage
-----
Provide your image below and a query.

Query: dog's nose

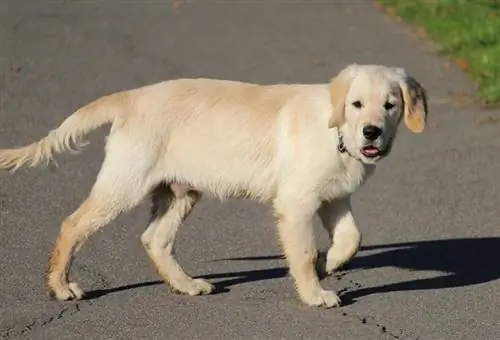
[362,125,383,141]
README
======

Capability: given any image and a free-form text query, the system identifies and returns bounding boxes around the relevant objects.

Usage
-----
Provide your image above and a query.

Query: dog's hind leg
[46,140,157,301]
[141,183,214,296]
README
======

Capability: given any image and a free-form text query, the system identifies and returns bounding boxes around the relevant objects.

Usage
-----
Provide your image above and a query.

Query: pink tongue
[363,147,379,155]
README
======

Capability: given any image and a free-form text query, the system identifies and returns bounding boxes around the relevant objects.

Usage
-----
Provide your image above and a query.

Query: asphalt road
[1,1,500,339]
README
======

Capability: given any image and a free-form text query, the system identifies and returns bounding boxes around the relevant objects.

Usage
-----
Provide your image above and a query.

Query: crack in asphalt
[0,263,112,338]
[0,261,421,339]
[0,262,110,339]
[335,272,420,340]
[0,303,84,339]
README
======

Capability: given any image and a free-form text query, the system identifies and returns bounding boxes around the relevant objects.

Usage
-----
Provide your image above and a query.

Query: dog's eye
[352,101,363,109]
[384,102,395,110]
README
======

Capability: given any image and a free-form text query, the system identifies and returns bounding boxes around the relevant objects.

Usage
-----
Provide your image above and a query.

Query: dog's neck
[336,129,377,177]
[336,130,363,163]
[336,132,354,158]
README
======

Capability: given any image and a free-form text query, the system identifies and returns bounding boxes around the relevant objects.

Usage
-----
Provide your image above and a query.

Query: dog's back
[119,78,329,202]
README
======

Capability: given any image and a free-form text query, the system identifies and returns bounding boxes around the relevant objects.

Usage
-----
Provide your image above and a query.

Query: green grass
[379,0,500,104]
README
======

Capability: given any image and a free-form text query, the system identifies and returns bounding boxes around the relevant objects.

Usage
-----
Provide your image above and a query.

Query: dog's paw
[171,278,215,296]
[317,247,354,277]
[300,289,341,308]
[325,258,346,275]
[315,252,330,278]
[316,252,344,278]
[48,282,85,301]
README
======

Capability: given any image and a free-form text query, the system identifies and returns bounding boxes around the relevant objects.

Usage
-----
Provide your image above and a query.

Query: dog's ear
[328,64,358,129]
[396,68,428,133]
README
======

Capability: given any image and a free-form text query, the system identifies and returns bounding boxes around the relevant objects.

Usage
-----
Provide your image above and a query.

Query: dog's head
[328,64,428,164]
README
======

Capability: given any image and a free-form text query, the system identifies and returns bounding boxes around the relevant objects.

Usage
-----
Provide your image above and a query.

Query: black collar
[337,131,355,158]
[337,132,346,153]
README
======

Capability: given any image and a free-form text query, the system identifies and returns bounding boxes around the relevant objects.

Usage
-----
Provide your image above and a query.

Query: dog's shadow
[84,237,500,303]
[340,237,500,303]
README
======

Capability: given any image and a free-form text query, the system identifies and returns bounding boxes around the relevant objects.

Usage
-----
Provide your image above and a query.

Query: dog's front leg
[274,199,341,308]
[317,196,361,276]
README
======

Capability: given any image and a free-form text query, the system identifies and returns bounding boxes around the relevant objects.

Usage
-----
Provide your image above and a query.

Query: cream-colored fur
[0,64,428,308]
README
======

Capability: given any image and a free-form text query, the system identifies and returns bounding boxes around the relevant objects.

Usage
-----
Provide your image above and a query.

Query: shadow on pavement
[84,267,289,300]
[84,280,163,300]
[203,267,288,292]
[209,237,500,303]
[84,238,500,302]
[341,237,500,303]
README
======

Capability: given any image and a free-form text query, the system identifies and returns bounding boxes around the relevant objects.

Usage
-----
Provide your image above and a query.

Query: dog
[0,64,428,308]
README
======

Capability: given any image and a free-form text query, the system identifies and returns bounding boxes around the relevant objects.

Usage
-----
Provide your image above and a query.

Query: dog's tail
[0,91,129,172]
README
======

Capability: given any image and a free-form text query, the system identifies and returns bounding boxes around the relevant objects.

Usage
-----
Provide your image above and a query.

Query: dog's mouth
[360,136,394,159]
[361,145,382,158]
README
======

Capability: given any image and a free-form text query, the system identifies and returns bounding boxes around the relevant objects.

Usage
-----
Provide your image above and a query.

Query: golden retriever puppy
[0,64,427,308]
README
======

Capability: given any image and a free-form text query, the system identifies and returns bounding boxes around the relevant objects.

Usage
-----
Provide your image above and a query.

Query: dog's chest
[319,160,374,201]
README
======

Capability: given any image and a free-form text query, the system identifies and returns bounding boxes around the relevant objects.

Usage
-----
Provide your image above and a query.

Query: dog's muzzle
[338,132,393,160]
[361,137,393,159]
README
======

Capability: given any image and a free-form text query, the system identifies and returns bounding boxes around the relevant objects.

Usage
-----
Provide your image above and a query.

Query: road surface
[1,1,499,339]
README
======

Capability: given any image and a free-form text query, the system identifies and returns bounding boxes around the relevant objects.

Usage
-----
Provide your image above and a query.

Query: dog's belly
[189,179,277,203]
[161,162,278,203]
